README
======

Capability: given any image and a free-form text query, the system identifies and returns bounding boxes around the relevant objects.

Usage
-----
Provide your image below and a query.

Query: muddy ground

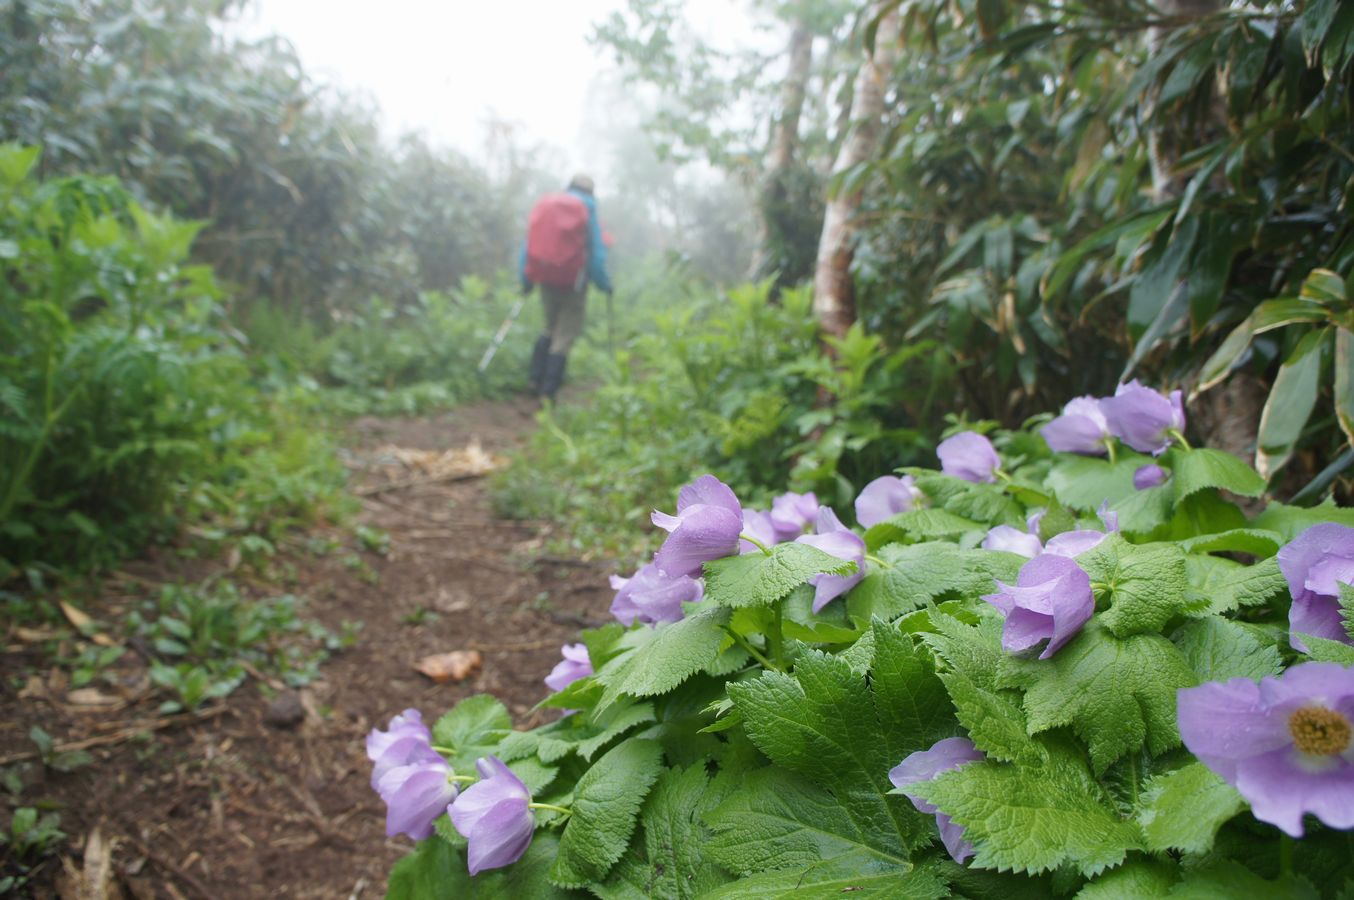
[0,398,618,898]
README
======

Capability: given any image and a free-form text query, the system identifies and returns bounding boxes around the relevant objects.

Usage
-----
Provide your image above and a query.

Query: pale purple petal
[450,757,534,875]
[1179,663,1354,837]
[1097,500,1120,533]
[652,505,744,577]
[796,529,865,612]
[855,475,923,528]
[1043,529,1109,558]
[770,491,819,540]
[1279,524,1354,652]
[936,812,974,863]
[1134,464,1169,490]
[937,431,1000,483]
[1026,509,1046,535]
[740,509,780,554]
[889,737,984,864]
[544,643,593,692]
[382,765,458,840]
[366,709,431,764]
[1041,396,1110,455]
[1100,380,1185,455]
[982,554,1093,659]
[982,525,1042,558]
[677,474,742,517]
[610,563,704,626]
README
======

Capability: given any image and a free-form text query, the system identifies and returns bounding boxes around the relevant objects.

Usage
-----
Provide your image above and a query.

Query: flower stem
[864,553,892,569]
[1169,429,1193,451]
[739,533,773,556]
[1279,833,1294,876]
[725,627,779,672]
[528,802,572,816]
[768,602,786,670]
[431,746,457,755]
[1104,440,1118,464]
[447,774,478,783]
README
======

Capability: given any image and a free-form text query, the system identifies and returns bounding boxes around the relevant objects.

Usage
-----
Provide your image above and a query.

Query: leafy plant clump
[493,282,934,562]
[375,383,1354,897]
[0,144,345,578]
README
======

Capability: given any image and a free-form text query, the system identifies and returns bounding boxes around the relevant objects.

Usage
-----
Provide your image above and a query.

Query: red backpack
[524,193,590,288]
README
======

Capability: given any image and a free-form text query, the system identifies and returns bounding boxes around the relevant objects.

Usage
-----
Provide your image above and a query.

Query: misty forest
[4,0,1354,896]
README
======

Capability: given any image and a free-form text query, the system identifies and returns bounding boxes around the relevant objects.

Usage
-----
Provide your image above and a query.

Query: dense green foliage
[389,404,1354,898]
[494,282,936,561]
[856,0,1354,474]
[0,0,529,315]
[0,145,343,577]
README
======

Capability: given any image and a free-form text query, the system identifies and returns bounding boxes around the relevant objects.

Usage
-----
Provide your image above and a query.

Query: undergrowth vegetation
[0,145,345,581]
[494,282,938,562]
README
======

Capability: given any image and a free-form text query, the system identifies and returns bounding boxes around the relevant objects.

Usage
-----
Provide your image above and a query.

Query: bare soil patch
[0,397,616,898]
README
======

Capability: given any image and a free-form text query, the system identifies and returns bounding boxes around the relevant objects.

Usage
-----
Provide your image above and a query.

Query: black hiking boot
[540,353,568,402]
[528,335,550,393]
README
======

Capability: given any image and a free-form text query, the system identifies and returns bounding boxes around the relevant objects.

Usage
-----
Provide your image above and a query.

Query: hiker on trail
[520,173,613,401]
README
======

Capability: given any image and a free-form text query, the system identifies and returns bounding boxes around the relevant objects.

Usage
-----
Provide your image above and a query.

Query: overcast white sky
[233,0,767,171]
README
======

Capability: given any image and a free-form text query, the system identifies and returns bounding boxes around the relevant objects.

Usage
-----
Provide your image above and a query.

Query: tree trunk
[747,22,815,282]
[811,6,900,340]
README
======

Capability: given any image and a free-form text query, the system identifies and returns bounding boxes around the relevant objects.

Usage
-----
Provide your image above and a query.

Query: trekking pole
[477,295,527,375]
[606,290,615,357]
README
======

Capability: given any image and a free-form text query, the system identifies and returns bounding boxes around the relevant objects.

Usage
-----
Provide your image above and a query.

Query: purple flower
[366,709,458,840]
[544,643,592,692]
[1041,396,1111,456]
[1044,529,1110,558]
[854,475,923,528]
[770,491,819,540]
[740,509,780,554]
[889,737,985,863]
[609,563,704,627]
[937,432,1001,483]
[983,554,1094,659]
[795,507,866,612]
[652,474,744,577]
[1278,524,1354,653]
[982,525,1042,558]
[1099,380,1186,456]
[1134,464,1169,490]
[1178,662,1354,837]
[449,757,535,875]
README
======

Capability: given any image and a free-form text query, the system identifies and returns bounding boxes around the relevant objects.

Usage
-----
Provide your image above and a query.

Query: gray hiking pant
[541,284,586,355]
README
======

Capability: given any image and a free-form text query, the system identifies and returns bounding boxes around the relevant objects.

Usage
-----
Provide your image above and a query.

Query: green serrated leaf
[912,745,1143,877]
[1301,634,1354,664]
[864,508,984,549]
[1252,501,1354,539]
[1076,536,1198,636]
[1168,447,1266,501]
[1197,555,1287,614]
[1046,455,1149,512]
[914,473,1026,526]
[706,768,911,877]
[1000,626,1195,773]
[1171,617,1282,682]
[871,620,957,758]
[1179,528,1283,558]
[728,650,927,855]
[432,695,512,773]
[1137,762,1245,854]
[595,606,730,709]
[1076,859,1178,898]
[698,857,948,899]
[704,543,855,609]
[847,543,1020,624]
[550,739,665,887]
[939,671,1046,767]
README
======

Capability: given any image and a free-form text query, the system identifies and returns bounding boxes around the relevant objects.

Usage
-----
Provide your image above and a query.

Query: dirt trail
[0,398,615,898]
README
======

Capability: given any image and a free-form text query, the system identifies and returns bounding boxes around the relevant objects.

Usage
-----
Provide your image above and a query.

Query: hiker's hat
[568,173,595,195]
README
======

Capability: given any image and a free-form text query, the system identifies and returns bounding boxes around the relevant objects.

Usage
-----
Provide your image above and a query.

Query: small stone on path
[264,691,306,729]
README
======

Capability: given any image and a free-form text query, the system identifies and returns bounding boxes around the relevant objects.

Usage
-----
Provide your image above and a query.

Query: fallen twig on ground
[0,706,229,765]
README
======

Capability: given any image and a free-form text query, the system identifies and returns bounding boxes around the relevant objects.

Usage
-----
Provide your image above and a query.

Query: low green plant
[130,581,354,711]
[0,807,65,893]
[378,388,1354,897]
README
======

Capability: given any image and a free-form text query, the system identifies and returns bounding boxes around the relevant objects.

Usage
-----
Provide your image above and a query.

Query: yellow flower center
[1288,706,1352,756]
